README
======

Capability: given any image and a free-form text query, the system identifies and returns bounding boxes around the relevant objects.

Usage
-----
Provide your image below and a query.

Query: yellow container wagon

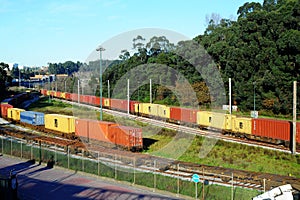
[232,117,252,136]
[104,99,110,107]
[197,111,212,128]
[45,114,77,134]
[46,90,51,96]
[211,113,235,131]
[7,108,25,121]
[60,92,66,99]
[157,104,170,119]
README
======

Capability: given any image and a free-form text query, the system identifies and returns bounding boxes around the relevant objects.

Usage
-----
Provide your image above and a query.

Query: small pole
[31,144,33,160]
[133,157,136,185]
[195,182,198,200]
[154,160,156,192]
[150,79,152,103]
[39,141,42,164]
[177,163,179,197]
[263,178,266,193]
[82,149,84,172]
[97,151,100,176]
[78,79,80,104]
[11,137,12,155]
[20,141,22,158]
[64,81,66,92]
[54,144,57,163]
[292,81,297,154]
[67,146,70,169]
[127,79,130,116]
[2,137,3,154]
[114,154,117,179]
[108,80,110,98]
[202,167,205,200]
[231,173,234,200]
[229,78,232,114]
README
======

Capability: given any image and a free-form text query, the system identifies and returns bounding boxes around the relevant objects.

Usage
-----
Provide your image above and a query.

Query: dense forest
[95,0,299,116]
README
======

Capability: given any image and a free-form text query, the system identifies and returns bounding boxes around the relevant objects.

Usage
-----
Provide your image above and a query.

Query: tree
[0,62,10,95]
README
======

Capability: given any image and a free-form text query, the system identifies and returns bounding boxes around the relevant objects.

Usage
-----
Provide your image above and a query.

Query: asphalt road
[0,155,183,200]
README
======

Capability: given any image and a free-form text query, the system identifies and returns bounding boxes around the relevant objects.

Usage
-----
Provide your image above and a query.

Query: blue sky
[0,0,262,67]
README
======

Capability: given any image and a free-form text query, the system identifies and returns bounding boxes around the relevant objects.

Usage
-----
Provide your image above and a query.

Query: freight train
[0,93,143,151]
[39,89,300,149]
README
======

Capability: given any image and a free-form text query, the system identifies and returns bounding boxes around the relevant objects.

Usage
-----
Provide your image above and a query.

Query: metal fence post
[114,154,117,180]
[67,146,70,169]
[31,144,33,160]
[133,157,136,185]
[153,160,156,192]
[263,178,266,193]
[10,137,12,155]
[202,167,205,200]
[97,151,100,176]
[20,141,22,158]
[177,163,179,197]
[82,149,84,172]
[231,173,234,200]
[54,144,57,163]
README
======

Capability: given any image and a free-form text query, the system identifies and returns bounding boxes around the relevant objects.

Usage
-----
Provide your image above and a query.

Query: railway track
[60,99,300,155]
[0,119,299,193]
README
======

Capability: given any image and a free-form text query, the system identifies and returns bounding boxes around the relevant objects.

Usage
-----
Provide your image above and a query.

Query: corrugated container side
[170,107,181,122]
[104,98,110,107]
[89,96,96,106]
[182,108,197,123]
[45,114,77,134]
[95,97,105,106]
[20,111,44,125]
[129,101,137,113]
[296,122,300,144]
[60,92,66,99]
[108,126,143,148]
[232,117,252,135]
[157,105,170,119]
[252,118,290,141]
[55,91,61,98]
[75,119,89,138]
[88,120,116,142]
[8,108,25,121]
[71,93,79,102]
[65,93,71,100]
[197,111,212,127]
[1,104,13,118]
[111,99,126,112]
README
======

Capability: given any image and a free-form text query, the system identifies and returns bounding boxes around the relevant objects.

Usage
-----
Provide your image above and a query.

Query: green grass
[28,98,300,177]
[145,133,300,178]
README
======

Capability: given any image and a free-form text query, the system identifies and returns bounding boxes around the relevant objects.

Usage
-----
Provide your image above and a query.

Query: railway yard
[0,92,300,199]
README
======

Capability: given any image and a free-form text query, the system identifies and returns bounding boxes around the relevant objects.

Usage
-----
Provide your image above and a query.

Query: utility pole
[108,80,110,98]
[150,79,152,104]
[229,78,232,114]
[292,81,297,154]
[78,79,80,104]
[127,79,130,116]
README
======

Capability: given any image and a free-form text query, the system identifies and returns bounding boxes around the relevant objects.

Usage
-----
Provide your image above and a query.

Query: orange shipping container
[252,118,290,141]
[108,126,143,149]
[75,119,117,142]
[296,122,300,144]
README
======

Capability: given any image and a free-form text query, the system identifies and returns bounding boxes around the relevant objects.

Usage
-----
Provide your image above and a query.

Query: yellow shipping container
[197,111,212,128]
[104,99,110,107]
[211,113,236,131]
[7,108,25,121]
[45,114,77,134]
[157,105,170,119]
[232,117,252,135]
[60,92,66,99]
[46,90,51,95]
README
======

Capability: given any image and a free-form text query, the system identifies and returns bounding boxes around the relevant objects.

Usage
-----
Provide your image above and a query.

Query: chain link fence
[0,136,262,199]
